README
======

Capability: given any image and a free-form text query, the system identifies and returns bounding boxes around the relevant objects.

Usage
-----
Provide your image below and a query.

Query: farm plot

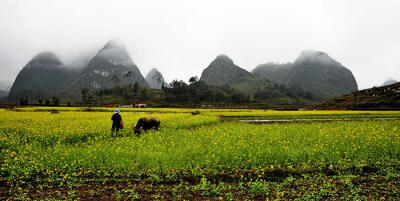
[0,108,399,200]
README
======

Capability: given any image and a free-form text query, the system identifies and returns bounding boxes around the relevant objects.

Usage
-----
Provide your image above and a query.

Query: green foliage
[248,180,270,197]
[317,82,400,110]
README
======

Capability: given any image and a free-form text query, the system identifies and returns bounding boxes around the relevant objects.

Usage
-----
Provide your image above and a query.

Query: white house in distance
[135,103,147,108]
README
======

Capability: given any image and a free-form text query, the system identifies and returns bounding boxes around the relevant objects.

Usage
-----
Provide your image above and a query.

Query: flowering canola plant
[0,108,399,182]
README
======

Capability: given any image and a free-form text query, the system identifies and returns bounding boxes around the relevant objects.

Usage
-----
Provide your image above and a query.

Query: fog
[0,0,399,90]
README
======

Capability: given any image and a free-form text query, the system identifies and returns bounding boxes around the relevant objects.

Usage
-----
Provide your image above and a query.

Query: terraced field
[1,107,400,200]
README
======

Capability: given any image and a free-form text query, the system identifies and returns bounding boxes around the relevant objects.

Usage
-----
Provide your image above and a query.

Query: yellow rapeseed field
[1,108,399,199]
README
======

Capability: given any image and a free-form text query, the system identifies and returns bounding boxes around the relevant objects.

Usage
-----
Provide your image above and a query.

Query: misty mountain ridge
[96,38,136,67]
[200,54,264,93]
[7,42,359,106]
[0,80,11,91]
[383,78,398,86]
[146,68,167,89]
[8,39,149,101]
[252,50,358,100]
[199,54,320,104]
[8,51,80,100]
[27,52,62,67]
[76,39,148,90]
[65,49,98,69]
[294,50,341,66]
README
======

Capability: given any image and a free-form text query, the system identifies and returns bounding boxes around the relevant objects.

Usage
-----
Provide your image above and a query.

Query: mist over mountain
[1,0,400,91]
[383,78,398,86]
[252,50,358,100]
[8,52,80,101]
[0,80,11,91]
[6,42,359,106]
[66,50,97,69]
[0,90,8,98]
[76,39,148,90]
[7,39,149,102]
[145,68,167,89]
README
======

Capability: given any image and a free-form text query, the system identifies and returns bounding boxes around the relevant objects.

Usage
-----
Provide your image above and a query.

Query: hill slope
[316,82,400,110]
[145,68,167,89]
[383,79,398,86]
[252,62,293,84]
[8,52,80,101]
[200,55,264,93]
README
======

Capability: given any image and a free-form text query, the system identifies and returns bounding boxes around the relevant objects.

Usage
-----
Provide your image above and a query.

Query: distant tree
[170,80,188,89]
[52,96,60,106]
[305,92,314,100]
[166,80,189,103]
[38,99,43,105]
[88,95,95,103]
[45,99,50,106]
[231,91,248,103]
[81,88,89,103]
[133,82,139,93]
[189,76,198,85]
[122,84,132,98]
[19,97,27,106]
[139,88,148,101]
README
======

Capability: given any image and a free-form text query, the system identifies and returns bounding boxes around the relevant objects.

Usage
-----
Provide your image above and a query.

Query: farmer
[111,109,123,137]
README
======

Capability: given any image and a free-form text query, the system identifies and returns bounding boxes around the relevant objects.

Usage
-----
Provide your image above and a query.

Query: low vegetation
[1,108,400,199]
[317,82,400,110]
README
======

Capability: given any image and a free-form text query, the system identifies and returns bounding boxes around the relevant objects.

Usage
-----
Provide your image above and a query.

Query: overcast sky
[0,0,399,90]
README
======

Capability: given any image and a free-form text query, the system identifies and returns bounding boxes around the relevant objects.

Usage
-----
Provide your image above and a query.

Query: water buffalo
[191,110,200,115]
[133,117,160,135]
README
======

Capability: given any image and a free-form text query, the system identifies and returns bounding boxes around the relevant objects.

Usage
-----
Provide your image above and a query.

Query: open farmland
[1,108,400,200]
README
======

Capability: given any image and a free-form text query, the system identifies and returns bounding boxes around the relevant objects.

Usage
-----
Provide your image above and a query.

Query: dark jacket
[111,113,122,125]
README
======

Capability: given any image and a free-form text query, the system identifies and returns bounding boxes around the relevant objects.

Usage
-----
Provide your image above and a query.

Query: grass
[1,108,400,199]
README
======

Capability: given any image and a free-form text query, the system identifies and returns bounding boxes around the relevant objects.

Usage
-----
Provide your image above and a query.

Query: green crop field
[1,108,400,200]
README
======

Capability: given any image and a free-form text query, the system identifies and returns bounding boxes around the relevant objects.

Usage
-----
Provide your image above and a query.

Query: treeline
[18,96,62,106]
[164,77,250,104]
[13,77,315,107]
[165,77,314,104]
[83,76,315,106]
[85,77,253,106]
[255,81,315,101]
